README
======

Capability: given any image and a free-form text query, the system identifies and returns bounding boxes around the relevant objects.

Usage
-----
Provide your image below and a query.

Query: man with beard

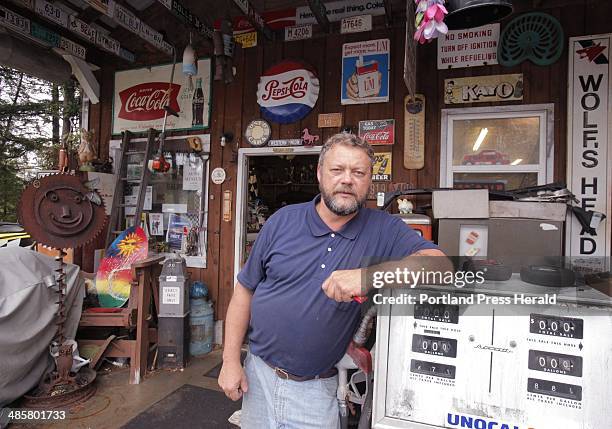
[219,133,447,428]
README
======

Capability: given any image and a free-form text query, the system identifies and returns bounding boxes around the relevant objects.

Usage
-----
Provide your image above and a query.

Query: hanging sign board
[295,0,385,25]
[566,34,612,271]
[404,94,425,169]
[113,59,212,134]
[318,113,343,128]
[444,74,523,104]
[358,119,394,145]
[59,37,87,59]
[341,38,390,105]
[35,0,69,28]
[372,152,392,181]
[235,31,257,48]
[0,6,30,35]
[438,23,500,69]
[340,14,372,34]
[285,24,312,41]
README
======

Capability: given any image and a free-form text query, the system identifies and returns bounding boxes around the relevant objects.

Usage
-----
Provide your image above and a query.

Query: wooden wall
[90,0,611,322]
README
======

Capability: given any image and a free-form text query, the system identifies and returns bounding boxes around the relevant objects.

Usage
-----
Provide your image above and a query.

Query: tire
[520,265,576,287]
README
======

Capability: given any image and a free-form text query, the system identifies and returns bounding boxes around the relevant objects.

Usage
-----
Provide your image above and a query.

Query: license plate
[0,6,30,35]
[35,0,68,27]
[60,37,87,59]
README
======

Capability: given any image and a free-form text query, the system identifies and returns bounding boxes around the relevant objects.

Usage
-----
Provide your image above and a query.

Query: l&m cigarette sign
[566,34,612,270]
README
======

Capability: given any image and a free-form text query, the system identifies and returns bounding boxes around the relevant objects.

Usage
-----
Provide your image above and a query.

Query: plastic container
[189,298,214,356]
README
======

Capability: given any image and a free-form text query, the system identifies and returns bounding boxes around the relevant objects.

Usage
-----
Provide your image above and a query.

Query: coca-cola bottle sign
[118,82,181,121]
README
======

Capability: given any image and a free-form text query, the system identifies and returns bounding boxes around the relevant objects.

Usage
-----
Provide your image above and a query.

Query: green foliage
[0,67,81,222]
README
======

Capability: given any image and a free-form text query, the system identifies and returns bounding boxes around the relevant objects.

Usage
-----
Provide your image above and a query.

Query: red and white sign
[215,8,296,36]
[257,60,319,124]
[358,119,395,145]
[113,59,212,134]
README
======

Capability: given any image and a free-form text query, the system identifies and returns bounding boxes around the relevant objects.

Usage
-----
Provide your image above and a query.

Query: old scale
[372,277,612,429]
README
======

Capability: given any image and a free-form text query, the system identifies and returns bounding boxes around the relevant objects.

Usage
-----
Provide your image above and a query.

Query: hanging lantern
[445,0,513,30]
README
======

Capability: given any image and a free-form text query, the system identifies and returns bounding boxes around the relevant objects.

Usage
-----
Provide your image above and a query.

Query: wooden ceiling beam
[382,0,393,26]
[232,0,273,40]
[306,0,330,33]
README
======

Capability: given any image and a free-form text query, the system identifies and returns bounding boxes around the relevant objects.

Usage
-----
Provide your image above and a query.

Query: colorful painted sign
[358,119,394,145]
[438,24,500,69]
[372,152,392,181]
[257,60,320,124]
[295,0,386,25]
[95,226,148,307]
[113,59,212,134]
[566,34,611,271]
[341,39,390,105]
[340,14,372,34]
[444,74,523,104]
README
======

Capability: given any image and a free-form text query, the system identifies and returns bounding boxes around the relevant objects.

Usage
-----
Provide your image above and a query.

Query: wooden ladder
[105,128,157,249]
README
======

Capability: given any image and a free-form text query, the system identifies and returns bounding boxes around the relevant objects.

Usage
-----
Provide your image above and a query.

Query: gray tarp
[0,247,84,407]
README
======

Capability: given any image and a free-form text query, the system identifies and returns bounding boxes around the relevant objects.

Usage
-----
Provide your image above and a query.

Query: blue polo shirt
[238,195,438,376]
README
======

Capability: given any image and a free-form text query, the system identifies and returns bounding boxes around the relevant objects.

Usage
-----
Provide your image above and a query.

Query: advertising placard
[566,34,612,270]
[444,74,523,104]
[295,0,385,25]
[372,152,392,181]
[341,38,390,105]
[113,59,212,134]
[438,24,500,69]
[358,119,394,145]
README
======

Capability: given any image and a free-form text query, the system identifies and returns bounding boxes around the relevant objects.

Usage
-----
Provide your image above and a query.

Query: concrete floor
[15,349,230,429]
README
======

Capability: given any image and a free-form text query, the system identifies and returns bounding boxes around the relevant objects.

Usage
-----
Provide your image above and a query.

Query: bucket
[190,298,214,356]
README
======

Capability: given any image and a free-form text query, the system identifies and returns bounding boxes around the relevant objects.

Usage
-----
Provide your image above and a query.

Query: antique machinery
[17,174,106,407]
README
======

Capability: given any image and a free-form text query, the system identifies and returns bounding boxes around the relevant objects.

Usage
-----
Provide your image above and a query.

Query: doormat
[121,384,241,429]
[205,350,247,379]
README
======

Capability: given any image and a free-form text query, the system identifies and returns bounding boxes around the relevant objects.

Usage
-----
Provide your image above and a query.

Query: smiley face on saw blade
[18,174,106,249]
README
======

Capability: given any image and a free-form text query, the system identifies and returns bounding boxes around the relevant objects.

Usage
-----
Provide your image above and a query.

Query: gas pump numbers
[415,304,459,324]
[528,378,582,401]
[412,334,457,358]
[528,350,583,377]
[530,314,583,339]
[411,359,456,379]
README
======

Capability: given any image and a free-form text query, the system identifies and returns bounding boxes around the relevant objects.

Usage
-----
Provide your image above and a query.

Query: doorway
[234,146,322,284]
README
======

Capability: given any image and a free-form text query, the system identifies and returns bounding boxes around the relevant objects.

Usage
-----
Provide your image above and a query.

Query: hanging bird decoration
[182,33,197,91]
[414,0,449,44]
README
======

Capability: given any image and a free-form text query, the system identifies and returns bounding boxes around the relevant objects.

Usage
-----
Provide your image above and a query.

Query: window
[440,104,554,190]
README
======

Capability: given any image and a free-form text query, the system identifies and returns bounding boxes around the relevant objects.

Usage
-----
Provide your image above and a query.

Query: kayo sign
[113,59,211,134]
[566,34,612,270]
[257,60,319,124]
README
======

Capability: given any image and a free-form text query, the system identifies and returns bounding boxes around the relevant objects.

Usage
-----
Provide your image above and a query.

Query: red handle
[353,296,368,304]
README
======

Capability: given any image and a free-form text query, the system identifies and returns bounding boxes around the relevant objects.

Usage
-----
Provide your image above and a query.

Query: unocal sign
[257,60,319,124]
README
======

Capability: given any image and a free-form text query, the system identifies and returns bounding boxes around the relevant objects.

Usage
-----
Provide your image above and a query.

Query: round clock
[245,120,271,147]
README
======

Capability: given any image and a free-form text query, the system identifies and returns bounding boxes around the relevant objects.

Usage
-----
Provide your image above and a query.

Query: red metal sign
[117,82,181,121]
[358,119,395,145]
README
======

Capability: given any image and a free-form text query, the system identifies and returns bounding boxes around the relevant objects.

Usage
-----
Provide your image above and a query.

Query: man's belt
[263,359,338,382]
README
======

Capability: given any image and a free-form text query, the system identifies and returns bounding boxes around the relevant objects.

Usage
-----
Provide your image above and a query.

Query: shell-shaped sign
[257,60,319,124]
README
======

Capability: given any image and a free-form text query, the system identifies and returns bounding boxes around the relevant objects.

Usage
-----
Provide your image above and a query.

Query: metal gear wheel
[18,174,107,249]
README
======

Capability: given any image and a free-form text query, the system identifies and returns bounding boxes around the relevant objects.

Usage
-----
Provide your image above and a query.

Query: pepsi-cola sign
[257,60,319,124]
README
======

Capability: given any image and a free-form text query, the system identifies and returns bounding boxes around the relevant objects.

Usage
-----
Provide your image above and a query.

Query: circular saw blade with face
[18,174,107,249]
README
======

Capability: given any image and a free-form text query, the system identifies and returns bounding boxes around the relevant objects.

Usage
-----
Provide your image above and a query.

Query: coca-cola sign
[113,59,211,134]
[358,119,395,145]
[118,82,181,121]
[257,60,319,124]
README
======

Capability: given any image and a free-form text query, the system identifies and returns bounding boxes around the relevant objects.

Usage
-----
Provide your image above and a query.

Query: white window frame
[440,104,555,187]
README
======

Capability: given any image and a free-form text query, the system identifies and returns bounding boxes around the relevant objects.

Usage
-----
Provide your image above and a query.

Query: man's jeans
[241,352,341,429]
